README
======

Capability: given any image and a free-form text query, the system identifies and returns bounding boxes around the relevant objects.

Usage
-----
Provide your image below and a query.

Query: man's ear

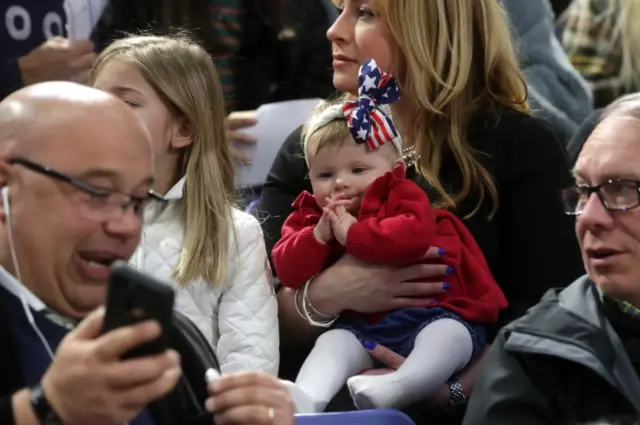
[170,117,194,150]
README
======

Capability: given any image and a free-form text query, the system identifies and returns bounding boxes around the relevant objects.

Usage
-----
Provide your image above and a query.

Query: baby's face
[308,137,399,213]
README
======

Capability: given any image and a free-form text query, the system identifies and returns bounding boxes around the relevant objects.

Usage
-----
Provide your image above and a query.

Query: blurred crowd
[3,1,640,425]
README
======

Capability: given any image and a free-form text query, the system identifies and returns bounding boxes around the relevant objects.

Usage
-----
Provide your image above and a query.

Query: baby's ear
[392,159,407,176]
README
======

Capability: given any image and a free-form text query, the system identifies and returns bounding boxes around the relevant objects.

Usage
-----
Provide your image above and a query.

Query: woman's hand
[309,246,452,315]
[206,371,294,425]
[361,342,490,410]
[227,111,258,164]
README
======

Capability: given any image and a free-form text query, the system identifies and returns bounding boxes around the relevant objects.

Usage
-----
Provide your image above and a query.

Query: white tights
[286,318,473,412]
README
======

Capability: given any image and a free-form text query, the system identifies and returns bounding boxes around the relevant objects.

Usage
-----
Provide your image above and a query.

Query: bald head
[602,92,640,120]
[0,81,151,156]
[0,82,157,318]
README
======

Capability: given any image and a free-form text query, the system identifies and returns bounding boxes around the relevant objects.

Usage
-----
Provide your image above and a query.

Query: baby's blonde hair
[303,102,353,159]
[303,100,402,163]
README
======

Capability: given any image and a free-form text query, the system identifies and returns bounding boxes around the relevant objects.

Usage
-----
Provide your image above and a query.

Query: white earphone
[0,184,55,359]
[1,185,9,219]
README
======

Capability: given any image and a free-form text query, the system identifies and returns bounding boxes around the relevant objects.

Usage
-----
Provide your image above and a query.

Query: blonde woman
[260,0,582,416]
[561,0,640,107]
[90,35,279,375]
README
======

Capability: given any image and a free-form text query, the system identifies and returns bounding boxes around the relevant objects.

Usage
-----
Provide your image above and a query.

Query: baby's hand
[313,211,334,244]
[314,194,352,244]
[325,202,357,246]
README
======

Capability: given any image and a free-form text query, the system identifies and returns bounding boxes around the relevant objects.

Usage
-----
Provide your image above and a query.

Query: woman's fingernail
[430,299,438,304]
[364,340,376,350]
[205,398,215,412]
[446,266,454,275]
[443,282,450,290]
[438,248,446,256]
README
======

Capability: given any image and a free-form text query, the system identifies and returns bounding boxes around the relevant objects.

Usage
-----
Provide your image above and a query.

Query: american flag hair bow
[344,59,400,150]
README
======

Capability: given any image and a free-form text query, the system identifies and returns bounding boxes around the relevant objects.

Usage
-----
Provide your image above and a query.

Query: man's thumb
[71,306,105,339]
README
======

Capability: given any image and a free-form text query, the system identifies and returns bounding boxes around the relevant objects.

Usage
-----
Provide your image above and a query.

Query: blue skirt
[334,307,486,359]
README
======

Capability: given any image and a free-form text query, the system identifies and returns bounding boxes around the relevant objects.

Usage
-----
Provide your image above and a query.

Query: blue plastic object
[295,409,415,425]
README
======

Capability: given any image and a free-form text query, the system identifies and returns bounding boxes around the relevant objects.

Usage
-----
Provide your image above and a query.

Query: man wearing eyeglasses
[463,93,640,425]
[0,81,182,425]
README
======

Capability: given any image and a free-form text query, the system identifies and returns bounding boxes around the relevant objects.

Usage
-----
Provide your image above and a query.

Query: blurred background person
[561,0,640,108]
[93,0,336,167]
[503,0,594,143]
[0,0,96,99]
[94,0,336,113]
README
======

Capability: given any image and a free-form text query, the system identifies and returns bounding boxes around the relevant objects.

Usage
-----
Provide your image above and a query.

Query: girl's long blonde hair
[372,0,529,217]
[91,34,236,286]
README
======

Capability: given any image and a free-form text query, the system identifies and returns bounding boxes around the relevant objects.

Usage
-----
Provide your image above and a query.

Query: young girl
[90,34,279,375]
[272,60,508,411]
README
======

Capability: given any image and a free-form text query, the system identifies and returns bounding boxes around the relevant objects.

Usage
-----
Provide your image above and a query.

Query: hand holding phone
[101,261,175,359]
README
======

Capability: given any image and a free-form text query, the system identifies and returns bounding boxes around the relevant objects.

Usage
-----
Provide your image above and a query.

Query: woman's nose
[327,6,351,44]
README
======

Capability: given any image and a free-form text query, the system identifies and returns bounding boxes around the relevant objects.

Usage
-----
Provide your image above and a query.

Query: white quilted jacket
[131,178,279,375]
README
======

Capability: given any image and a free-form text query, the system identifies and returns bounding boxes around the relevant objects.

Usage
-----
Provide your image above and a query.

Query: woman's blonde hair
[368,0,528,217]
[90,34,236,287]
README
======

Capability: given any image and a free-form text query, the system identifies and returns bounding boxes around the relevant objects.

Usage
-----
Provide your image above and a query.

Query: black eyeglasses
[561,179,640,215]
[9,158,168,221]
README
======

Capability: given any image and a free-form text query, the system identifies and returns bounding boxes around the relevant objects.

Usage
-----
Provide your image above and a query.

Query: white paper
[235,98,322,188]
[64,0,108,40]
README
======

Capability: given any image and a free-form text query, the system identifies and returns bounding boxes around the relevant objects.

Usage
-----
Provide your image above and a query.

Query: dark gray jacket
[463,276,640,425]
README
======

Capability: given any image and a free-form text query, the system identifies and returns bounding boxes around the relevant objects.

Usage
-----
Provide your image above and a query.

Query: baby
[272,59,508,412]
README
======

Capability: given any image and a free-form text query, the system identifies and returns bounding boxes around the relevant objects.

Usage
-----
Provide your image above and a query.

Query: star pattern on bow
[343,59,401,151]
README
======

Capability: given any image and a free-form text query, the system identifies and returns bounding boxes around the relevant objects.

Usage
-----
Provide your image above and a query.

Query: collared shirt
[0,270,68,385]
[595,284,640,319]
[614,300,640,319]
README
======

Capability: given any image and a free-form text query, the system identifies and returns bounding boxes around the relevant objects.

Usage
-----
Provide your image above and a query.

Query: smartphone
[101,260,175,359]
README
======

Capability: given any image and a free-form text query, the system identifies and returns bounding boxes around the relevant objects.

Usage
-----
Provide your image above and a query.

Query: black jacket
[93,0,336,112]
[463,276,640,425]
[0,309,219,425]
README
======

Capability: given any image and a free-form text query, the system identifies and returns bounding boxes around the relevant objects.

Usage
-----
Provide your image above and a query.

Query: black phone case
[101,260,175,359]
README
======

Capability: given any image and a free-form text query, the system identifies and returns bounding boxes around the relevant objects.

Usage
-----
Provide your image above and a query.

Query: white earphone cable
[3,186,55,360]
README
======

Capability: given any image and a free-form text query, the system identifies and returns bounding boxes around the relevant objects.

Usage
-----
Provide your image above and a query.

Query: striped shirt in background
[560,0,625,108]
[210,0,246,112]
